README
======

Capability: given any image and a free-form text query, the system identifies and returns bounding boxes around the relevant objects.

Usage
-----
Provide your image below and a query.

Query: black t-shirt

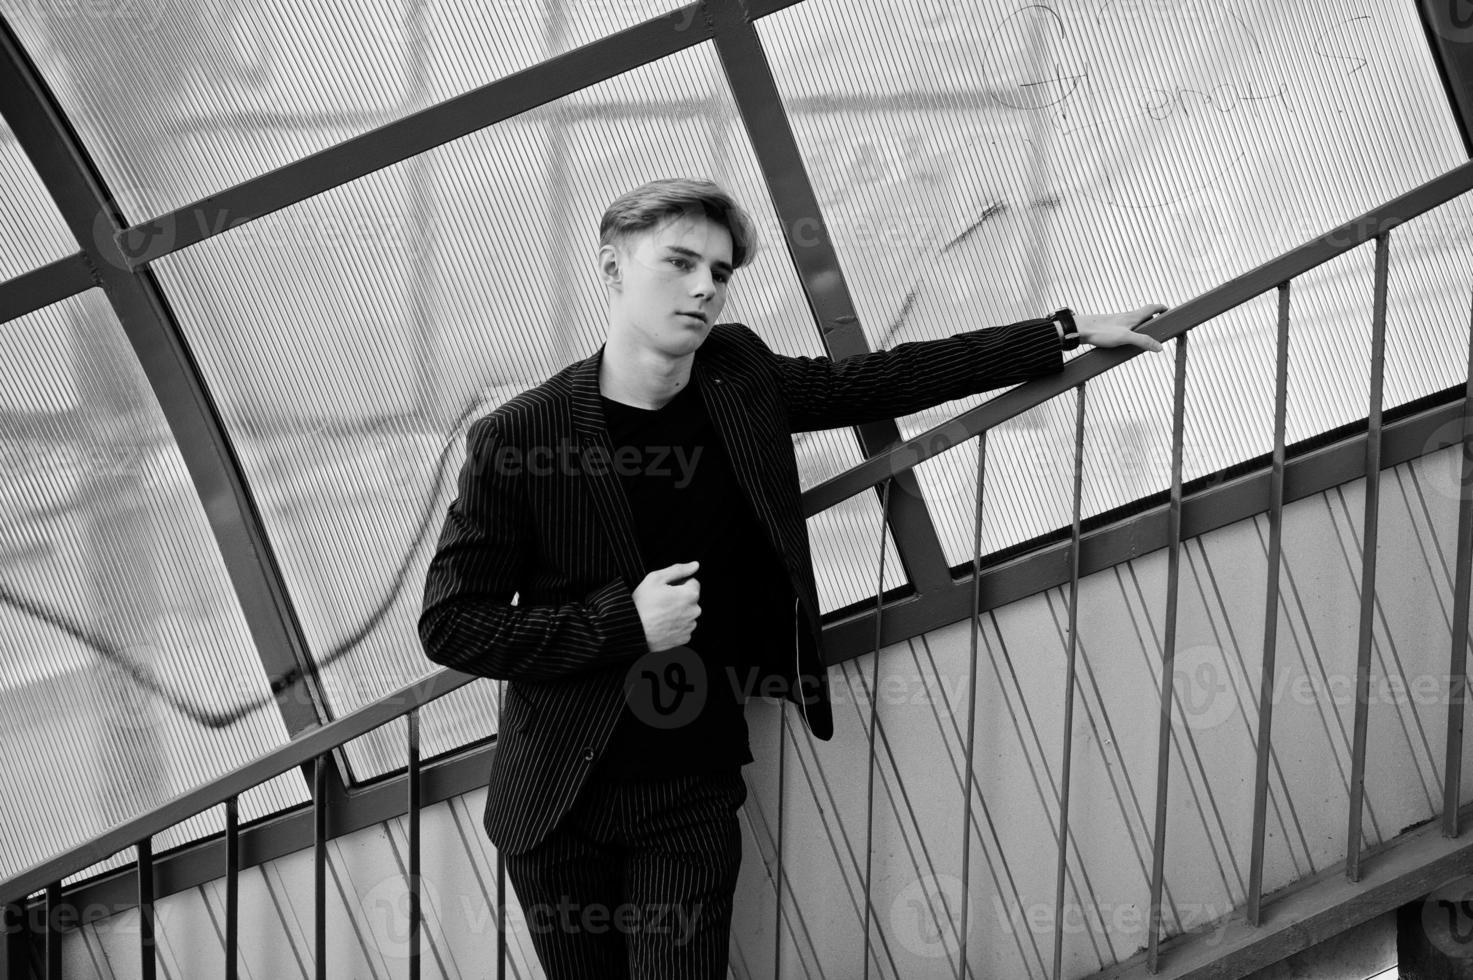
[590,374,794,780]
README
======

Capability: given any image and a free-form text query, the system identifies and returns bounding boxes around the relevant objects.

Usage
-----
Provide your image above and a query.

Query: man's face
[603,214,734,358]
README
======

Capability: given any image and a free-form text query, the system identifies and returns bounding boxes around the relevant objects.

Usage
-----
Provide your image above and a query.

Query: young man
[418,177,1166,978]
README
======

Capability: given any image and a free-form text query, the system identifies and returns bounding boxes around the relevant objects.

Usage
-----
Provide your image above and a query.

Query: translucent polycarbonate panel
[151,40,903,780]
[1383,195,1473,412]
[925,193,1473,568]
[0,290,307,885]
[918,394,1082,565]
[759,0,1468,569]
[0,118,75,283]
[0,0,689,222]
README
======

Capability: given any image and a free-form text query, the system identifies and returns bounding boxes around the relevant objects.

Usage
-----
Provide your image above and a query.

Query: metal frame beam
[0,22,328,761]
[109,7,711,268]
[1088,804,1473,980]
[1418,0,1473,157]
[709,0,955,595]
[0,253,94,324]
[819,385,1470,664]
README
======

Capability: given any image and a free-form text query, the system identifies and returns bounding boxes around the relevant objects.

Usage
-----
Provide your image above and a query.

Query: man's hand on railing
[1076,304,1169,353]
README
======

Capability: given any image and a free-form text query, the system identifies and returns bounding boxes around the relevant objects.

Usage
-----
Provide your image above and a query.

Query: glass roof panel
[758,0,1468,568]
[0,290,307,885]
[0,0,689,221]
[150,39,903,781]
[0,116,75,282]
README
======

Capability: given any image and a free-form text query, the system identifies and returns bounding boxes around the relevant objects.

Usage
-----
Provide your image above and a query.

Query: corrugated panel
[0,116,75,283]
[149,39,903,781]
[0,290,307,889]
[757,0,1469,569]
[0,0,689,221]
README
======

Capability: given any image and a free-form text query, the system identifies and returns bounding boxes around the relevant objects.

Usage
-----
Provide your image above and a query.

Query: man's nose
[691,267,716,298]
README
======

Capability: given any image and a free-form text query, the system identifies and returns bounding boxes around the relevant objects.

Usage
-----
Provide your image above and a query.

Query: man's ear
[598,244,622,289]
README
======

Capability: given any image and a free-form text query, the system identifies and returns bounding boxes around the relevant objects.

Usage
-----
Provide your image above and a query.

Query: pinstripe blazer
[419,318,1063,855]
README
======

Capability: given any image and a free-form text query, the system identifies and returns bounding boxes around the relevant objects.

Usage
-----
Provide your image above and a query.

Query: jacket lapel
[568,346,647,589]
[693,353,787,572]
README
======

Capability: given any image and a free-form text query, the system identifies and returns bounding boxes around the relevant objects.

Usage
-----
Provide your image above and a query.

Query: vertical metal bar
[1146,334,1190,970]
[495,692,507,980]
[408,710,422,980]
[1347,233,1392,878]
[861,477,893,980]
[138,839,156,980]
[314,755,327,980]
[1443,293,1473,838]
[959,432,988,979]
[2,900,31,980]
[494,683,506,980]
[226,797,239,980]
[774,686,788,980]
[496,844,507,980]
[44,883,61,980]
[1248,282,1293,925]
[1052,384,1088,980]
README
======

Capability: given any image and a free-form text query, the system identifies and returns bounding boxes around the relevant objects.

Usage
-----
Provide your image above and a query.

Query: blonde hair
[599,178,759,269]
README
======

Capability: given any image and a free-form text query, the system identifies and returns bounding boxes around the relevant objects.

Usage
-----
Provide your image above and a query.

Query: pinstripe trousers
[504,767,748,979]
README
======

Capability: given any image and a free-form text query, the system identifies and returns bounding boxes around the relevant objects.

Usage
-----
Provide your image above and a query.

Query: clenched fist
[633,560,702,653]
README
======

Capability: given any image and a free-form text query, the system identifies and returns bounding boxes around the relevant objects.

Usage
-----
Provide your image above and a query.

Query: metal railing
[4,159,1473,979]
[825,160,1473,978]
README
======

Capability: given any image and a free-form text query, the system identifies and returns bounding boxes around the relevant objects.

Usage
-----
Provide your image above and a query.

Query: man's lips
[678,311,707,323]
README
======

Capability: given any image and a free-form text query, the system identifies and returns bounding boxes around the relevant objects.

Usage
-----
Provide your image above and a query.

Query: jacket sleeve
[758,319,1064,433]
[417,415,651,681]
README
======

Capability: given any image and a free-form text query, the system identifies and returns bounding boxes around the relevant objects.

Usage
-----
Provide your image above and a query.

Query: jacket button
[582,747,595,762]
[713,377,723,384]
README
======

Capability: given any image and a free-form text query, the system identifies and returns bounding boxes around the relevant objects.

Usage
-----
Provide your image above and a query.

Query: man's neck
[597,329,694,410]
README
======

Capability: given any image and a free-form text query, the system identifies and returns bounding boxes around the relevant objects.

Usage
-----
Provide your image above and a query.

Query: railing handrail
[803,159,1473,518]
[0,668,475,904]
[7,159,1471,908]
